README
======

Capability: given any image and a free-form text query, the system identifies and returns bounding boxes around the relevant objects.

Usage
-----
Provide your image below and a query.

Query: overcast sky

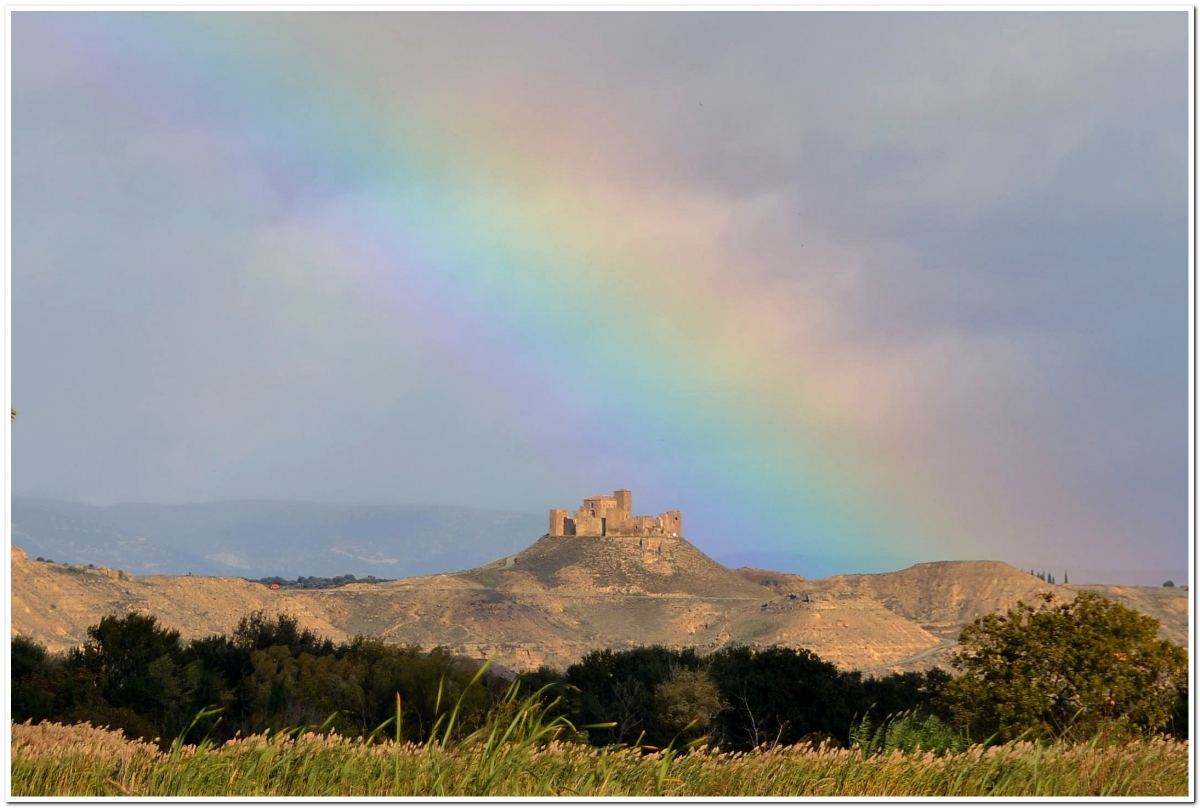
[11,11,1190,584]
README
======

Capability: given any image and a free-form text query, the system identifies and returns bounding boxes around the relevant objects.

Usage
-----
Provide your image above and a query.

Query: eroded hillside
[11,539,1188,674]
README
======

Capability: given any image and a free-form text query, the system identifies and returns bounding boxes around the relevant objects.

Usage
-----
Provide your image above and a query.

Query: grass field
[11,719,1189,797]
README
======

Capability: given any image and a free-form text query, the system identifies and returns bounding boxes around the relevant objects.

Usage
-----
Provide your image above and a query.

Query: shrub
[942,592,1187,742]
[653,667,723,743]
[850,710,968,756]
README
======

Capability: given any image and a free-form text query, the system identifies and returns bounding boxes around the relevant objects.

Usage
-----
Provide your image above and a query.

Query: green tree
[233,611,332,656]
[861,668,952,724]
[11,635,55,721]
[707,646,854,750]
[78,613,183,713]
[942,592,1187,742]
[340,638,492,743]
[653,667,723,743]
[565,646,703,747]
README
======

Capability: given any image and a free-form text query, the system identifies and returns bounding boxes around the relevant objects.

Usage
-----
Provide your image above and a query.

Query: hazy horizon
[12,12,1190,588]
[10,494,1183,587]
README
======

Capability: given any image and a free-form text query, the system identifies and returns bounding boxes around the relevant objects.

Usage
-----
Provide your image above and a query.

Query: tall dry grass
[11,718,1188,797]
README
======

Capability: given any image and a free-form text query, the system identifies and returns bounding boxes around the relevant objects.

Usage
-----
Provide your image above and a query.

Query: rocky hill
[10,536,1188,675]
[463,533,776,598]
[731,560,1189,672]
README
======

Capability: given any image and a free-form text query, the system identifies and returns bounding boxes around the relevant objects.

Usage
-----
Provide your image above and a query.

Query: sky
[10,11,1190,584]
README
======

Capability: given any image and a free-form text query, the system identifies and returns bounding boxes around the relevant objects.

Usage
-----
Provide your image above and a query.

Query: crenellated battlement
[548,489,682,538]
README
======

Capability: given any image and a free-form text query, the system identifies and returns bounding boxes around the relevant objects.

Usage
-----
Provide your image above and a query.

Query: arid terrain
[11,534,1188,673]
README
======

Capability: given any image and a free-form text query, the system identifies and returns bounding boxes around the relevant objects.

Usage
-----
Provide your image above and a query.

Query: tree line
[1029,569,1063,584]
[11,592,1187,752]
[250,574,393,590]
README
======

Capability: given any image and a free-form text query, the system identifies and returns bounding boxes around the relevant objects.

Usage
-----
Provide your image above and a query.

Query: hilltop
[10,535,1188,674]
[462,533,775,598]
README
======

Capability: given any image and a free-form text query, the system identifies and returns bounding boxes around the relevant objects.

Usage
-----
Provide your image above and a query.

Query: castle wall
[550,490,681,539]
[623,518,652,535]
[573,514,604,536]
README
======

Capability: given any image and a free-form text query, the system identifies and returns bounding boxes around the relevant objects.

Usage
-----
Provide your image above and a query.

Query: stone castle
[549,489,682,538]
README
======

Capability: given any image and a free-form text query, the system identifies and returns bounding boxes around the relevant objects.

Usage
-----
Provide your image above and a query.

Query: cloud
[205,553,248,568]
[10,12,1187,582]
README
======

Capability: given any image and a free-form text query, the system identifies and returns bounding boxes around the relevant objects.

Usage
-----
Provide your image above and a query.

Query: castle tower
[581,495,618,518]
[614,489,631,514]
[549,509,568,536]
[659,511,682,537]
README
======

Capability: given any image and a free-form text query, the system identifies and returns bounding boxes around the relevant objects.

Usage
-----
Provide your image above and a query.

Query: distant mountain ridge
[11,497,545,580]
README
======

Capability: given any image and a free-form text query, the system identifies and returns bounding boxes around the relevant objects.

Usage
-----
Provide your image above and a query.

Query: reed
[10,674,1189,798]
[12,716,1187,797]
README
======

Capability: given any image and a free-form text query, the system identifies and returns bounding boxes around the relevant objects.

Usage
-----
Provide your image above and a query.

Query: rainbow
[19,12,971,568]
